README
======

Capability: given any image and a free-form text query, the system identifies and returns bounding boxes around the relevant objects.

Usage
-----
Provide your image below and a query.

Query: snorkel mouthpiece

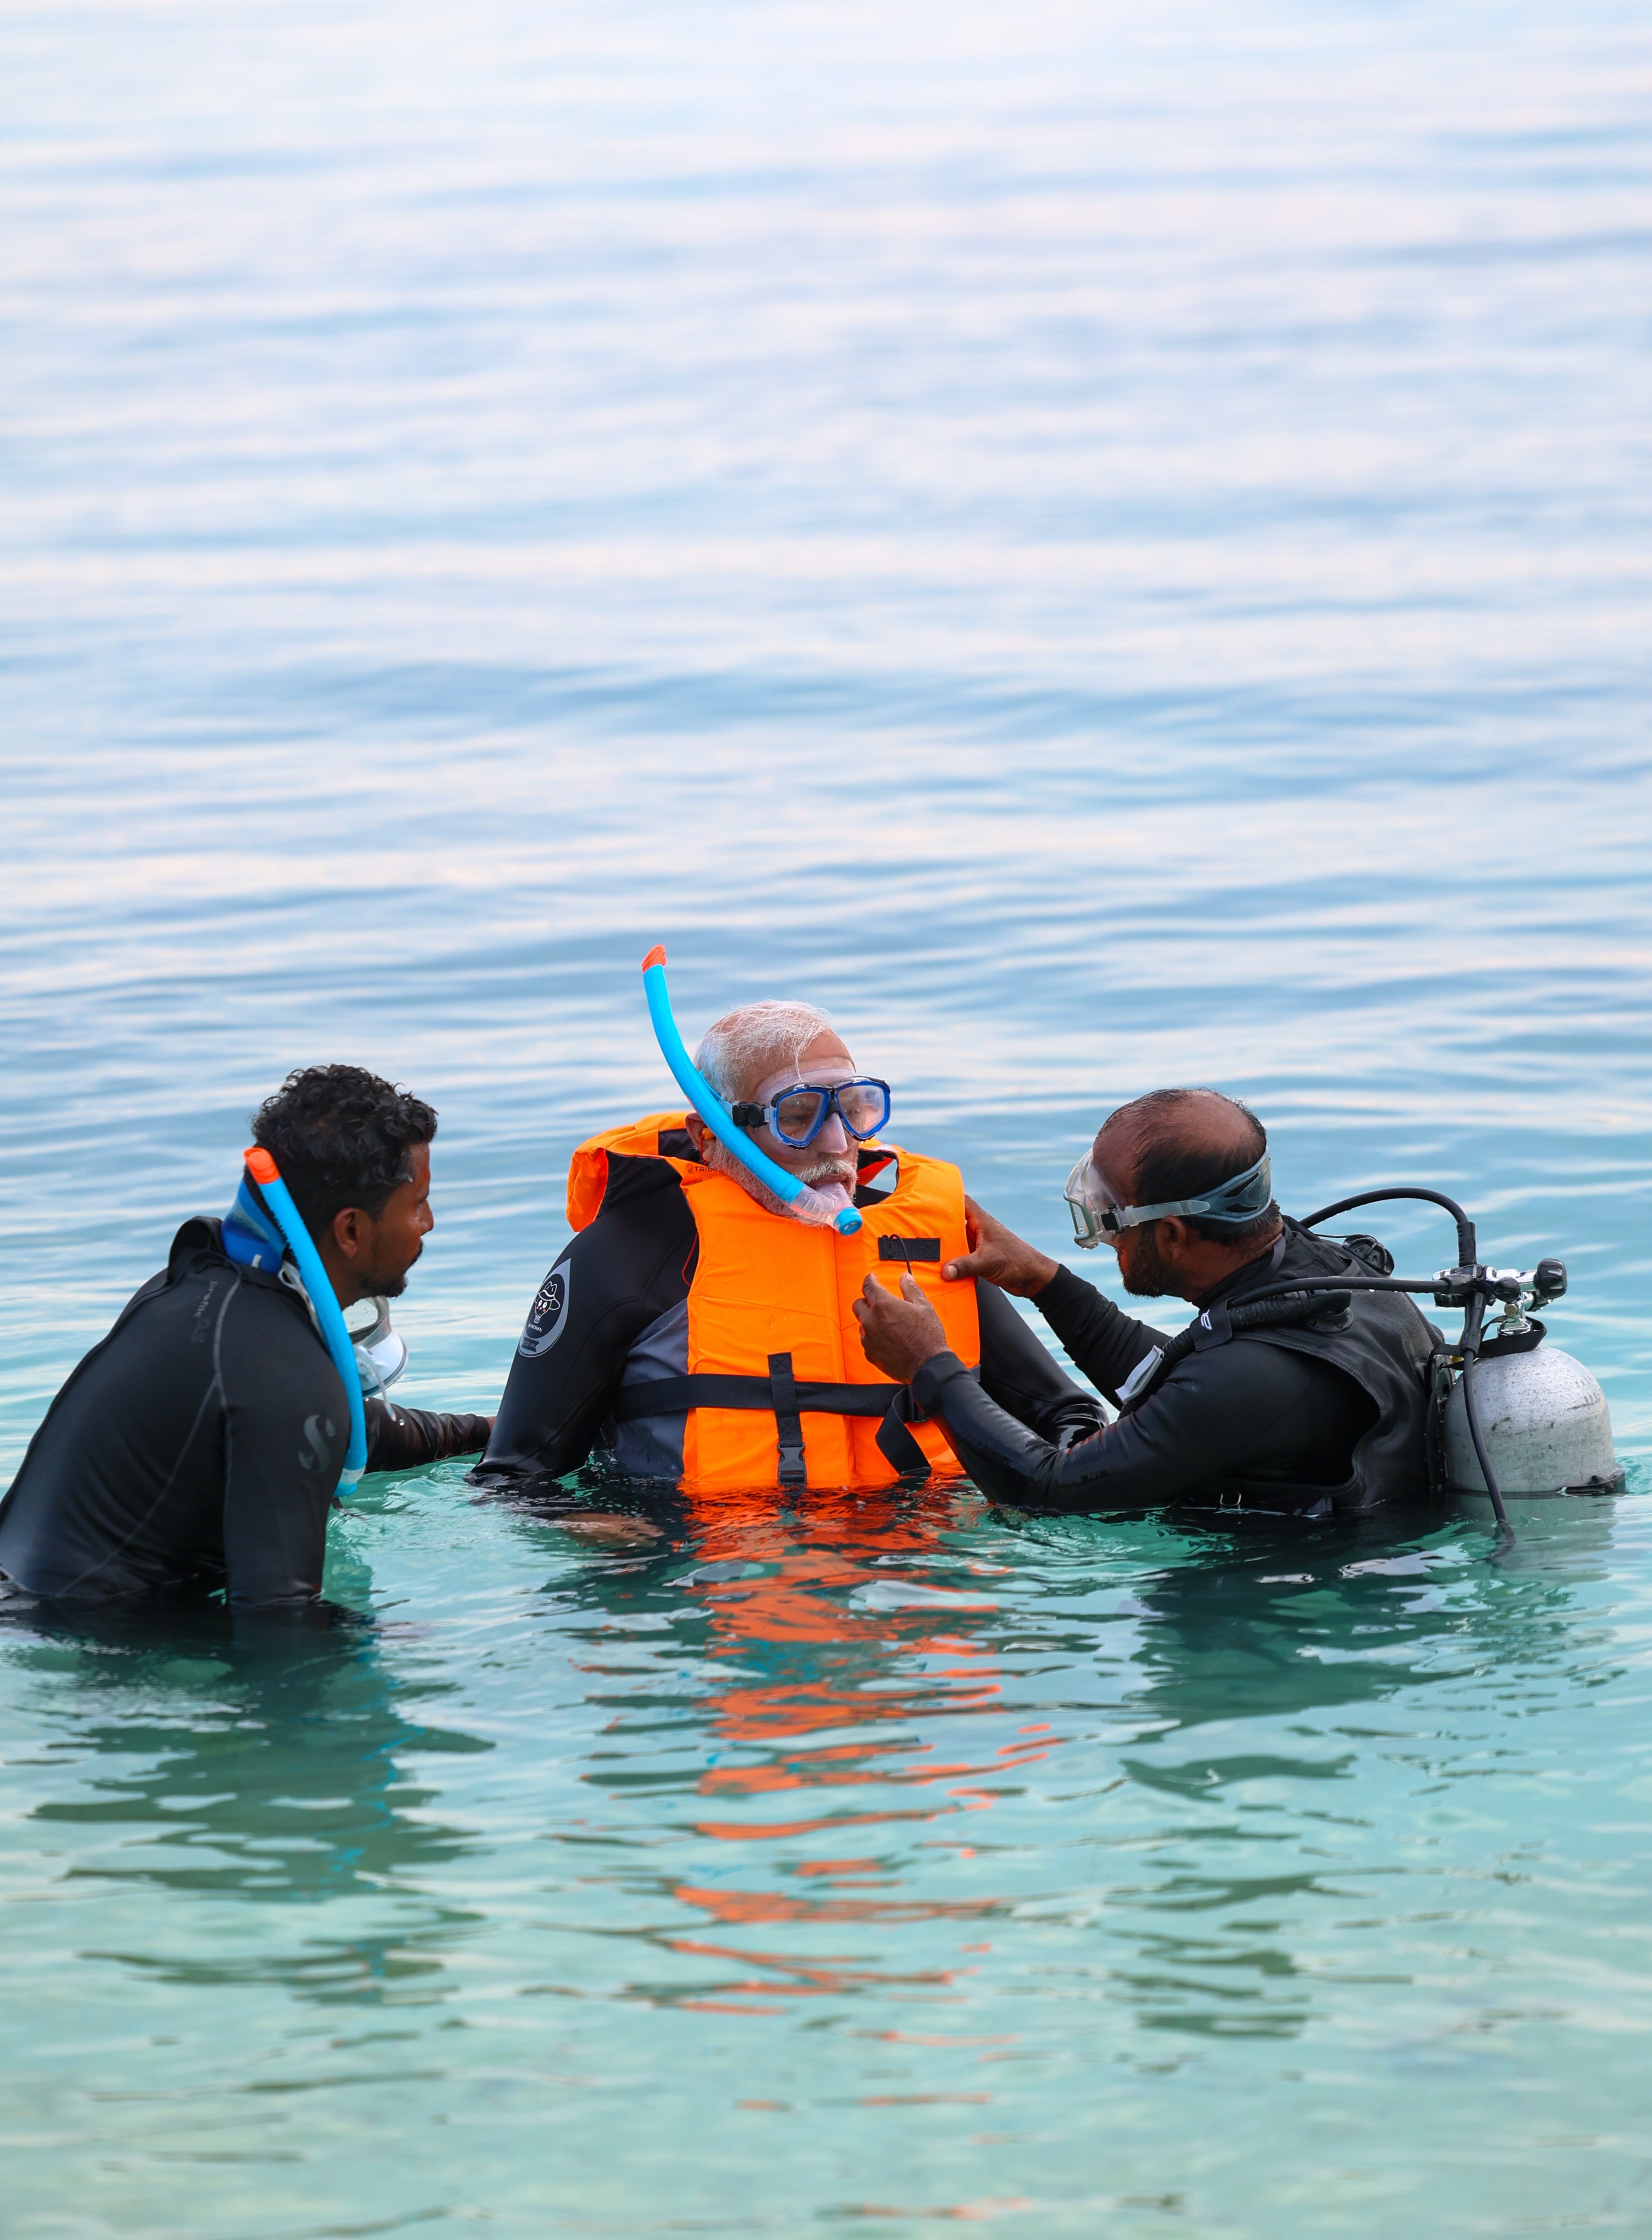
[242,1147,369,1498]
[641,944,863,1235]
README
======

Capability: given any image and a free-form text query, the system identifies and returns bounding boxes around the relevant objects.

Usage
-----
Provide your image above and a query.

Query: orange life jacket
[566,1112,982,1492]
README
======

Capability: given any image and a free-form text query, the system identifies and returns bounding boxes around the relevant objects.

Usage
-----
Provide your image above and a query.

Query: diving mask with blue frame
[1064,1147,1274,1249]
[731,1077,891,1149]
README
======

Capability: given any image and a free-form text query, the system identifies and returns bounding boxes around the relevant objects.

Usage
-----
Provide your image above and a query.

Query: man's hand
[853,1273,951,1383]
[942,1195,1061,1296]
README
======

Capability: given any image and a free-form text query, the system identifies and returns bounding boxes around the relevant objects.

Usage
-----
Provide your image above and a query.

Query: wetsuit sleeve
[1032,1265,1171,1404]
[365,1399,492,1471]
[477,1179,697,1484]
[974,1281,1105,1444]
[911,1339,1363,1512]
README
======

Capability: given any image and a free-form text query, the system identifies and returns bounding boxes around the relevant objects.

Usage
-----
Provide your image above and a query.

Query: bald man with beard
[855,1088,1439,1517]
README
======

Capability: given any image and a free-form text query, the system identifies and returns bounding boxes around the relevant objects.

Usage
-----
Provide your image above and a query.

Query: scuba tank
[1435,1271,1620,1499]
[1235,1189,1623,1535]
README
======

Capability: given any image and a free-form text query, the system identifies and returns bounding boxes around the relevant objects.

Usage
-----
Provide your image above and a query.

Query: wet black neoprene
[0,1218,490,1609]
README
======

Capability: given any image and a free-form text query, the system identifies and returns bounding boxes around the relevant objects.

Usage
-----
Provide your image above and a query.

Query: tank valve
[1533,1258,1567,1302]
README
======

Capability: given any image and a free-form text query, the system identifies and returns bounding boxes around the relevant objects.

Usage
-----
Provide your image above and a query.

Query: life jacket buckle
[768,1352,808,1489]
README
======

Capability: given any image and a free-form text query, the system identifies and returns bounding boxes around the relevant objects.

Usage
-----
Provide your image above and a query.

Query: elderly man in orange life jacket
[474,1001,1104,1494]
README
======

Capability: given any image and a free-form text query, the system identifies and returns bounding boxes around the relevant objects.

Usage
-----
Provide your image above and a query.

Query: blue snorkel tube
[642,945,863,1236]
[241,1148,369,1497]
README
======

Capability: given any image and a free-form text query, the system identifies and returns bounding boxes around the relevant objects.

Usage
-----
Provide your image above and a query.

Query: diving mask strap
[1068,1148,1274,1239]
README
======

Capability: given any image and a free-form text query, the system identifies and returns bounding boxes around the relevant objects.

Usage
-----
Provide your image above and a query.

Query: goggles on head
[1063,1148,1273,1249]
[731,1077,892,1150]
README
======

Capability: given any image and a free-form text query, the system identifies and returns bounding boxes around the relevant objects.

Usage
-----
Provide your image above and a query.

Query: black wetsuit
[909,1224,1440,1515]
[0,1218,491,1609]
[477,1147,1104,1487]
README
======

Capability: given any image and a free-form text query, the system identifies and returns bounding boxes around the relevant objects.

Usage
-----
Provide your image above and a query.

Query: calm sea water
[3,0,1650,2231]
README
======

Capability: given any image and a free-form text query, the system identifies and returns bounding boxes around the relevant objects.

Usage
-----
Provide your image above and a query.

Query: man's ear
[329,1205,371,1263]
[1155,1216,1193,1264]
[684,1114,708,1156]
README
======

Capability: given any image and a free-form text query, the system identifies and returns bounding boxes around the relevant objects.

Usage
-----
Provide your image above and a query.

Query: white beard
[703,1138,857,1221]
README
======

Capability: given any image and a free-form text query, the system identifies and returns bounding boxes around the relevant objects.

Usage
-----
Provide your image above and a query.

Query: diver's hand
[942,1196,1061,1296]
[854,1273,950,1382]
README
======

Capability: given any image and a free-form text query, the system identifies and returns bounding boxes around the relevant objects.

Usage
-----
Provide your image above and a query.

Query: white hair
[694,1000,838,1101]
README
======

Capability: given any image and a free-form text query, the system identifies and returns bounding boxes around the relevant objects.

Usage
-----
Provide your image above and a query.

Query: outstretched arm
[943,1197,1170,1403]
[366,1399,494,1471]
[853,1268,1320,1512]
[869,1320,1344,1515]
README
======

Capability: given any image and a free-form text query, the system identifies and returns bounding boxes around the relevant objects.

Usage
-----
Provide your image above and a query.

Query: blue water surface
[2,0,1650,2231]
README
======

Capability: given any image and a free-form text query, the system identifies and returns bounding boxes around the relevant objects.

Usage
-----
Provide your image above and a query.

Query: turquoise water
[3,0,1651,2229]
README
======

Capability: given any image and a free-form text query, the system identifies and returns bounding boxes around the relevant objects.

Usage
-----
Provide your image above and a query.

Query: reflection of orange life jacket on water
[566,1114,981,1492]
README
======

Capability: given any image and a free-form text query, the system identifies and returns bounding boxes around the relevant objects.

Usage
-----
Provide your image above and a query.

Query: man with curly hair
[0,1066,491,1615]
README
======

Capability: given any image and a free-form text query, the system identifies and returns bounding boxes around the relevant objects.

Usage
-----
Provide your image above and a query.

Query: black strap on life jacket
[609,1375,895,1420]
[608,1365,933,1483]
[872,1384,932,1476]
[768,1352,806,1486]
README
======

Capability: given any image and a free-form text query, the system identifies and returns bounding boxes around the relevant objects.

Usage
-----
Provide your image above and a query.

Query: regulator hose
[1117,1290,1352,1416]
[1456,1295,1512,1536]
[1296,1188,1512,1538]
[1302,1186,1476,1269]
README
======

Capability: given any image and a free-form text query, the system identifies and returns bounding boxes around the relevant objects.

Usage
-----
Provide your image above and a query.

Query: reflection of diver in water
[7,1584,486,1997]
[1076,1505,1625,1743]
[502,1471,1011,1806]
[501,1476,1024,2010]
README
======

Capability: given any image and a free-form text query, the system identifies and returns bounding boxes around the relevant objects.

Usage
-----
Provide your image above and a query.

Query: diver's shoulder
[164,1217,294,1299]
[148,1222,322,1369]
[586,1142,695,1220]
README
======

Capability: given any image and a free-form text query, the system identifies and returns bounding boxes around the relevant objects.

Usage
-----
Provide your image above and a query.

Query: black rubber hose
[1157,1288,1352,1370]
[1236,1276,1471,1304]
[1456,1295,1511,1535]
[1300,1187,1476,1270]
[1118,1291,1351,1414]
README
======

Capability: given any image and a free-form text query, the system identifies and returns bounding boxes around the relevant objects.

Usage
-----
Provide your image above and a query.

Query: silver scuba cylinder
[1442,1304,1622,1498]
[1295,1197,1624,1530]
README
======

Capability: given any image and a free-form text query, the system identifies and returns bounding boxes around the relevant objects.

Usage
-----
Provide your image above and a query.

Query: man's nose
[815,1109,851,1153]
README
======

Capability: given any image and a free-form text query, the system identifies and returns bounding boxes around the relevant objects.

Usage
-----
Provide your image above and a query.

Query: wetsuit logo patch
[298,1414,333,1472]
[519,1264,572,1358]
